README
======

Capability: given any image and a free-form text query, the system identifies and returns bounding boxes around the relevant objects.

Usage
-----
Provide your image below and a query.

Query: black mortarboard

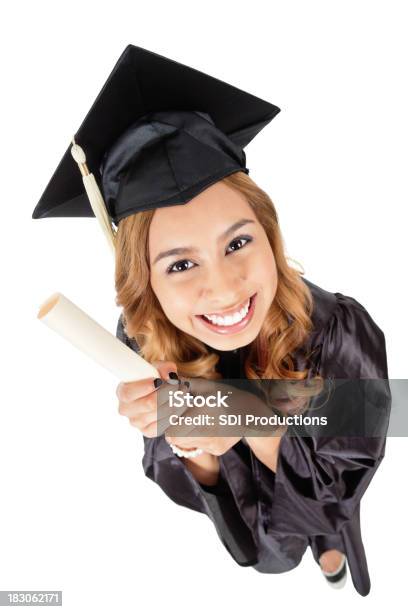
[32,44,280,248]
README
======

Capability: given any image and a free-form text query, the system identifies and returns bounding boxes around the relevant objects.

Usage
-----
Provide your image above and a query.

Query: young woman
[33,44,390,598]
[115,171,390,597]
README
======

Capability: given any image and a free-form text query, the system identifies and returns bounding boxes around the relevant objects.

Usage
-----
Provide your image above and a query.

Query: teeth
[203,298,250,326]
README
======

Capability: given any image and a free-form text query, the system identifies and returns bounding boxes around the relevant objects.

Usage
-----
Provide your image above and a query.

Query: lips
[195,293,257,335]
[200,295,250,318]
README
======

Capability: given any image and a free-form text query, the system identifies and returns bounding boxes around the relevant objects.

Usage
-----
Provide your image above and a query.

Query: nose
[199,260,246,307]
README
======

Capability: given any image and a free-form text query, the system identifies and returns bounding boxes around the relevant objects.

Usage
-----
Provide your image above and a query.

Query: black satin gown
[116,277,391,596]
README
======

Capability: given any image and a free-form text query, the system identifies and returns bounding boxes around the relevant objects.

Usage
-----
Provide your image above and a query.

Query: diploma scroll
[37,293,159,382]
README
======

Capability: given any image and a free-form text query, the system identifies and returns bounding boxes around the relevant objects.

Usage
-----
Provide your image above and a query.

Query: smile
[195,293,257,334]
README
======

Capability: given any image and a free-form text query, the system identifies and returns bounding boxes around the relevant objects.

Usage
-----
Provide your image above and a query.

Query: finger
[116,377,164,403]
[129,414,160,434]
[187,377,221,397]
[152,360,180,384]
[129,408,159,430]
[142,419,165,438]
[155,383,193,422]
[118,392,158,417]
[162,411,200,436]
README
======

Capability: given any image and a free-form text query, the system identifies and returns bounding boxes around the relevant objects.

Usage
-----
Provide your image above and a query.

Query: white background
[1,0,407,609]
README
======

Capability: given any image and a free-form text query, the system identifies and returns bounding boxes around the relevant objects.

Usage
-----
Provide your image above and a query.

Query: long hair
[114,171,316,381]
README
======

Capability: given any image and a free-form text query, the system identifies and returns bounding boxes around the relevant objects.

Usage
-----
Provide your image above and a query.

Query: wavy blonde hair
[114,171,317,382]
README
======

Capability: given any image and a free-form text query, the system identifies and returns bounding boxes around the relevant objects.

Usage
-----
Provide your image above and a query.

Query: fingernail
[153,378,163,389]
[168,372,179,385]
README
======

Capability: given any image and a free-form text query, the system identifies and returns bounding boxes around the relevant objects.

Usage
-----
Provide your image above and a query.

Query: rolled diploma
[37,292,159,382]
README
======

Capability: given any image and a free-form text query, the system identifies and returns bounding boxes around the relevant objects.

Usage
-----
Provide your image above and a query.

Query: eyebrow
[152,218,256,265]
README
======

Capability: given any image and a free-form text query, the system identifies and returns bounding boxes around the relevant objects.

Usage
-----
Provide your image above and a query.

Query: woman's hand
[116,360,182,438]
[161,378,274,456]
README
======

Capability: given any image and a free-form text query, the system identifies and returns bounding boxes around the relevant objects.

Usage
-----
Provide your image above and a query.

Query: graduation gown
[116,277,391,596]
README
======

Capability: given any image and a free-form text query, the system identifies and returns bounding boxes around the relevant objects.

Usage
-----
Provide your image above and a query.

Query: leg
[319,548,345,573]
[308,536,347,589]
[308,534,346,568]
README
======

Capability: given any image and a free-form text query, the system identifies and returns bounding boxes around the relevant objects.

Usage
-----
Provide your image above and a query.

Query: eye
[166,259,196,274]
[166,235,253,275]
[226,235,252,254]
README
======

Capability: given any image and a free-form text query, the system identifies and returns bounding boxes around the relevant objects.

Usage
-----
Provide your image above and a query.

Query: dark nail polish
[168,371,180,385]
[153,378,163,389]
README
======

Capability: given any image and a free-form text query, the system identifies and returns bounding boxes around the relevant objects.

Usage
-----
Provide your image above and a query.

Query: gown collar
[203,342,251,378]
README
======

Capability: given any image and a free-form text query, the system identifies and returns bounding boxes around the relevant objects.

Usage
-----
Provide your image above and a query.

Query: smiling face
[148,180,278,351]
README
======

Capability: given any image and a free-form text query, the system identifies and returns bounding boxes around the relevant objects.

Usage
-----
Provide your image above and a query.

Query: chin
[202,327,259,352]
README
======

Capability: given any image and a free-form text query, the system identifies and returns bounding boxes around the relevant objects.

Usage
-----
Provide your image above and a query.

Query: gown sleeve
[261,292,392,536]
[115,315,259,565]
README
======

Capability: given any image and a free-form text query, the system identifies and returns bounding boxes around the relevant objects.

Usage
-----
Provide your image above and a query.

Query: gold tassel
[70,138,116,253]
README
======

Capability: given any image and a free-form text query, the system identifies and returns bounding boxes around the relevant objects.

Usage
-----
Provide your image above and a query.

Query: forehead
[148,181,255,246]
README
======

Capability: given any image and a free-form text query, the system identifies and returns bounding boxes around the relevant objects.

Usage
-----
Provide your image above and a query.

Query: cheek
[250,243,277,279]
[164,293,191,320]
[250,243,278,303]
[150,274,194,320]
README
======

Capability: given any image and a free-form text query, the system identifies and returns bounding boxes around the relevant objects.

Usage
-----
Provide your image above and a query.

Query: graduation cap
[32,44,281,251]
